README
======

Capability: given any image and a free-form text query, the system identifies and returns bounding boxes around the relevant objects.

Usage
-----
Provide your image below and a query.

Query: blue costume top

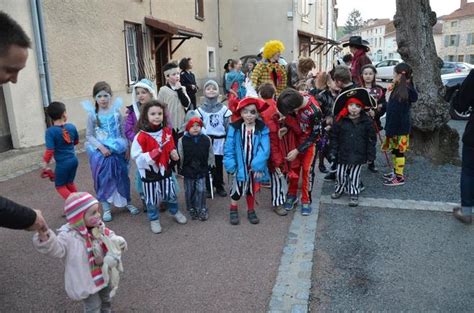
[225,70,246,99]
[82,98,130,205]
[45,124,79,162]
[45,124,79,186]
[224,119,270,183]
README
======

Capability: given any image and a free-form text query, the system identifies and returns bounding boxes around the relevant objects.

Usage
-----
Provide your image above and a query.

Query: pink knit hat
[64,192,99,236]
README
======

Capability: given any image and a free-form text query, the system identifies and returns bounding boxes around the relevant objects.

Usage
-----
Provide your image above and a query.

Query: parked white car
[374,59,403,81]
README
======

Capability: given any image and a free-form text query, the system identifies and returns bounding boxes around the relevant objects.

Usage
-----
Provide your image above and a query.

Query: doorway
[0,86,13,152]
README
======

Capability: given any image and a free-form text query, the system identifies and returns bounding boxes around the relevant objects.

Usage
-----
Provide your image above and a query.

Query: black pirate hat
[342,36,370,52]
[333,88,377,120]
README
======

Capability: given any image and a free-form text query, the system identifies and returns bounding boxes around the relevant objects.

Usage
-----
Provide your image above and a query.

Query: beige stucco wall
[219,0,337,72]
[2,0,46,148]
[219,0,294,66]
[42,0,220,130]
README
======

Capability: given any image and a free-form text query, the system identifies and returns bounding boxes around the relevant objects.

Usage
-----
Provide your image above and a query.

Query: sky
[336,0,462,26]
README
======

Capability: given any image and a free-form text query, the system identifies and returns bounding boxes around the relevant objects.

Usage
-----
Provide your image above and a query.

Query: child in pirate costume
[277,88,322,216]
[33,192,127,312]
[157,62,191,135]
[124,78,158,211]
[330,88,377,206]
[196,80,232,198]
[177,111,215,221]
[251,40,288,97]
[131,100,187,234]
[259,83,292,216]
[224,97,270,225]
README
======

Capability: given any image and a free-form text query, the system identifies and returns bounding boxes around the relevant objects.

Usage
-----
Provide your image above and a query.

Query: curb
[267,171,324,313]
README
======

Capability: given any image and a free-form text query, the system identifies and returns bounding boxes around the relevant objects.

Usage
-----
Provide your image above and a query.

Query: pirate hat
[333,88,377,120]
[235,97,268,114]
[342,36,370,52]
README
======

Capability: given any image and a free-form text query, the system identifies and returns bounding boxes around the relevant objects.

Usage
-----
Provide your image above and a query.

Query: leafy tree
[343,9,363,35]
[394,0,459,163]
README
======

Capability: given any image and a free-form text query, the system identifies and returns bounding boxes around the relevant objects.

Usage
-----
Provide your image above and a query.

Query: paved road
[0,153,292,312]
[310,203,474,312]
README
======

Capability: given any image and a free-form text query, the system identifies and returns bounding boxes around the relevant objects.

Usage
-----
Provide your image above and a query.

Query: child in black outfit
[178,111,215,220]
[330,88,376,206]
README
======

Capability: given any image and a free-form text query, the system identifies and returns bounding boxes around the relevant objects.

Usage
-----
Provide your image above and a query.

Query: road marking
[320,196,458,212]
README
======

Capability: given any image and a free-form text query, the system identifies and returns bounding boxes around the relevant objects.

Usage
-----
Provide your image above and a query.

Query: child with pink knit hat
[33,192,127,312]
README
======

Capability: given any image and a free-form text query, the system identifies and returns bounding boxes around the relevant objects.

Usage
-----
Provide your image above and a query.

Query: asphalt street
[310,204,474,312]
[0,153,292,312]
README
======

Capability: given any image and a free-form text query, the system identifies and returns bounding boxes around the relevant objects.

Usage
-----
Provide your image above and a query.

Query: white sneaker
[150,220,162,233]
[172,210,187,224]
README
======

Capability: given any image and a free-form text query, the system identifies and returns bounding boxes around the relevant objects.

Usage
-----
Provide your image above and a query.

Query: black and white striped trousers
[271,172,287,206]
[142,177,177,206]
[335,164,362,196]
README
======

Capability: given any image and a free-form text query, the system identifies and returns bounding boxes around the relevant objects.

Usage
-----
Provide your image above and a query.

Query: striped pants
[335,164,362,196]
[142,177,178,220]
[270,172,287,207]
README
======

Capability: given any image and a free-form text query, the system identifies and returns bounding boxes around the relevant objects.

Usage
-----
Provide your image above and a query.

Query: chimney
[461,0,467,8]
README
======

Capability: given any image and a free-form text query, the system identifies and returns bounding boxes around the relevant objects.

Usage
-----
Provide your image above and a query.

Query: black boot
[199,208,209,221]
[368,162,378,173]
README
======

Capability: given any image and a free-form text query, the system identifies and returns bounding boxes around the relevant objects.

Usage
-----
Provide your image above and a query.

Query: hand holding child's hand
[37,228,49,242]
[99,146,111,157]
[170,149,179,161]
[286,149,299,162]
[278,127,288,139]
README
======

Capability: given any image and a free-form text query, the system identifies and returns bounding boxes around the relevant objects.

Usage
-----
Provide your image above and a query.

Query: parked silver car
[374,59,403,81]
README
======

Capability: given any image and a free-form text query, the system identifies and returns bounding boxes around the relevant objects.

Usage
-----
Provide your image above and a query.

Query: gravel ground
[321,120,466,203]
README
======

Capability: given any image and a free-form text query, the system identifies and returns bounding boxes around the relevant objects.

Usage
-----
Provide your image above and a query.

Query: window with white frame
[207,47,216,77]
[124,22,144,85]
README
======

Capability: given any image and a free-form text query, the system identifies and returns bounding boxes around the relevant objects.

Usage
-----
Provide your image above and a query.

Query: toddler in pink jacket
[33,192,127,312]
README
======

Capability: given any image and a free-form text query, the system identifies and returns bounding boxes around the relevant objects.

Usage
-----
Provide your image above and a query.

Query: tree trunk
[394,0,459,163]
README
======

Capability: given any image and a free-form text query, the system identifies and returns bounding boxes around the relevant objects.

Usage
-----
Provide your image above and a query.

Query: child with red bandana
[330,88,376,206]
[33,192,127,312]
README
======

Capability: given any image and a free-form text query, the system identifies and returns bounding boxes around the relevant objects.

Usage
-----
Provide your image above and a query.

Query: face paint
[95,90,111,103]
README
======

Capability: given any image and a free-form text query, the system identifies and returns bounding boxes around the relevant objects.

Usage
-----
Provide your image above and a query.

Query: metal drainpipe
[30,0,52,125]
[326,0,329,69]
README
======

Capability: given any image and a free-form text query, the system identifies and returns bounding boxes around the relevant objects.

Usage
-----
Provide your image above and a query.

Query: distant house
[352,18,391,62]
[438,0,474,64]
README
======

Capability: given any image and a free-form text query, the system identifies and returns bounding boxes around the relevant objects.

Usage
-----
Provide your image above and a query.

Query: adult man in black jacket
[0,11,48,231]
[453,69,474,224]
